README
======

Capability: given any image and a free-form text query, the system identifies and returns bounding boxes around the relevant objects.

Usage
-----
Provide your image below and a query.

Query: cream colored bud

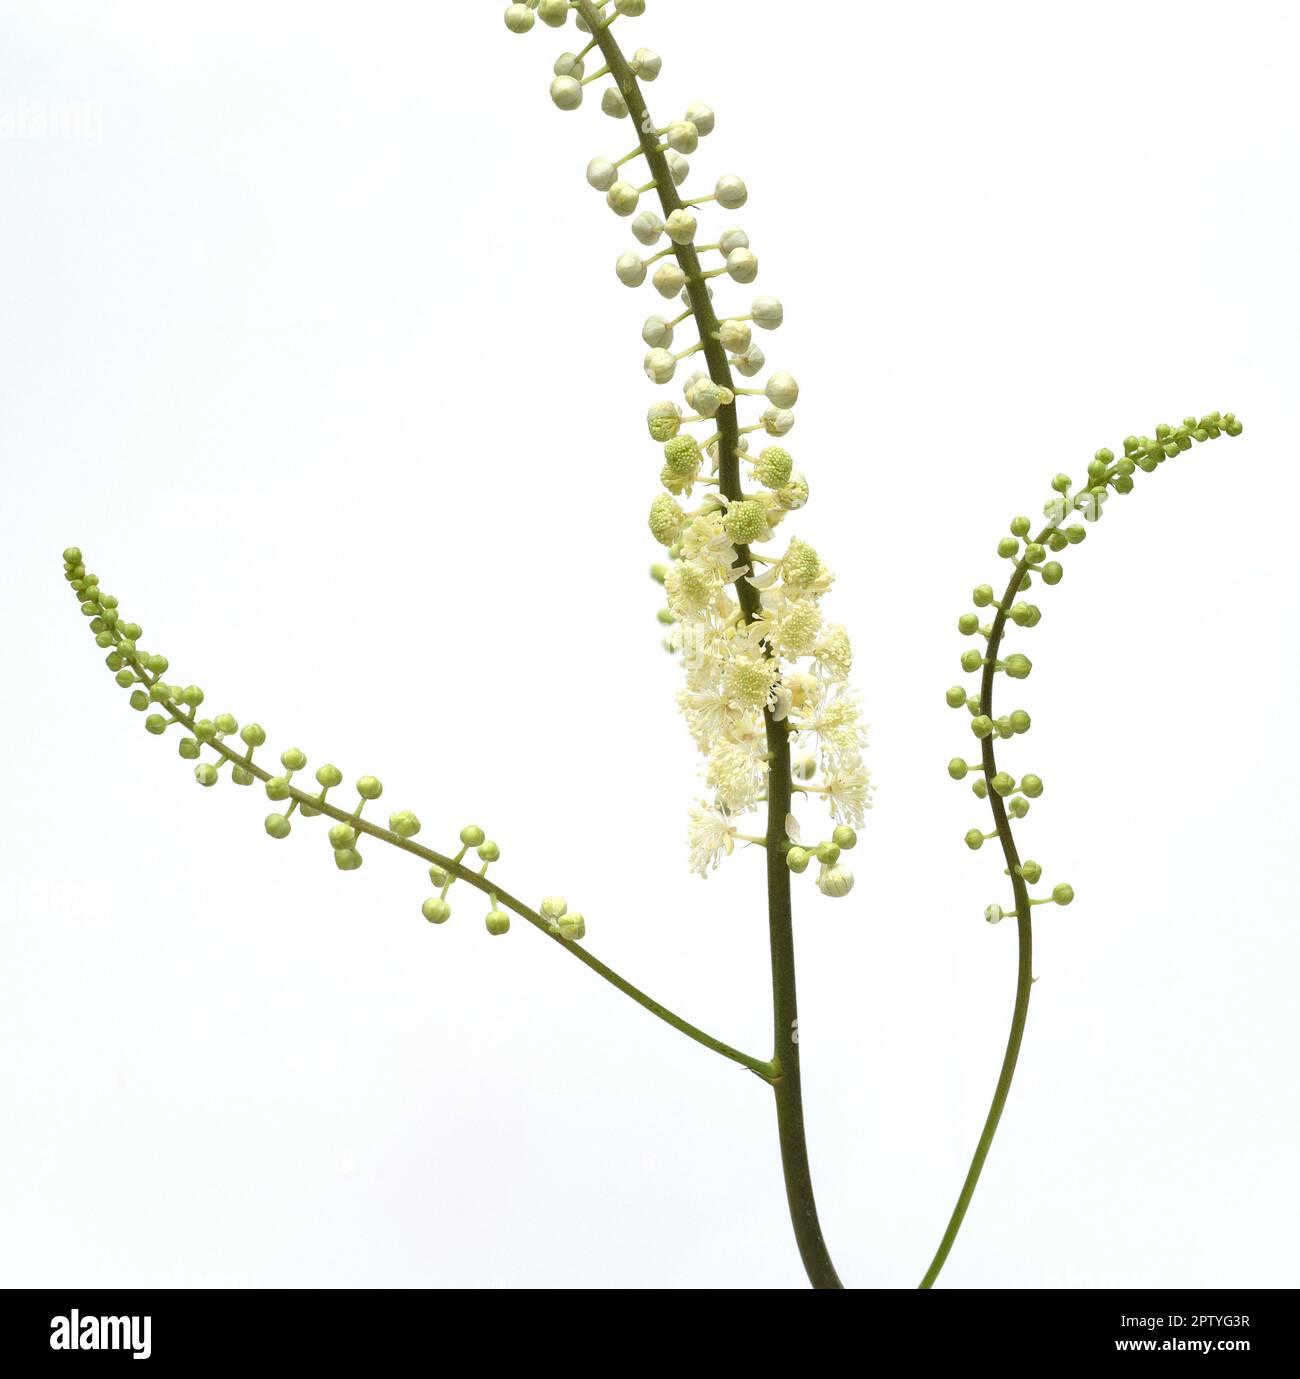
[726,247,759,283]
[665,121,699,155]
[642,314,674,348]
[752,295,784,329]
[601,86,629,119]
[816,864,855,898]
[653,262,687,298]
[616,0,646,16]
[732,344,766,377]
[606,180,640,216]
[632,211,664,245]
[616,252,647,287]
[718,319,752,353]
[715,174,748,209]
[554,52,585,79]
[504,4,535,34]
[538,0,569,26]
[766,371,799,408]
[761,406,796,437]
[550,76,583,111]
[718,226,750,255]
[685,102,715,136]
[665,208,698,245]
[686,375,734,417]
[540,895,568,921]
[644,348,677,384]
[647,401,683,441]
[631,47,662,81]
[665,150,690,185]
[586,157,617,191]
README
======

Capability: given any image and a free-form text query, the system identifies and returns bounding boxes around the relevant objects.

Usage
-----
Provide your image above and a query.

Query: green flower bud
[991,771,1016,797]
[328,823,357,849]
[423,897,451,924]
[1065,525,1086,545]
[648,493,685,547]
[960,649,983,673]
[180,685,204,707]
[662,434,702,478]
[1041,562,1063,585]
[723,499,768,545]
[460,824,486,847]
[1020,774,1043,798]
[63,546,83,565]
[948,758,969,780]
[315,764,343,788]
[266,776,292,801]
[194,719,217,742]
[129,689,149,711]
[194,763,219,788]
[145,714,167,735]
[785,846,811,874]
[984,904,1004,925]
[540,896,567,921]
[1052,883,1075,906]
[145,653,169,675]
[1009,709,1031,734]
[997,537,1020,559]
[793,753,817,781]
[357,775,383,800]
[429,866,449,887]
[265,813,292,840]
[1050,474,1072,493]
[178,737,200,760]
[334,848,363,871]
[945,685,966,709]
[816,841,841,865]
[957,612,980,636]
[972,584,995,607]
[831,825,857,850]
[240,723,267,748]
[972,777,989,799]
[232,765,254,786]
[1010,516,1031,538]
[964,828,985,851]
[389,810,421,839]
[1003,653,1032,680]
[649,563,668,584]
[485,909,511,936]
[1007,796,1030,819]
[477,840,501,862]
[755,445,793,488]
[547,906,584,941]
[213,713,238,735]
[970,715,993,739]
[1018,860,1043,884]
[280,747,306,772]
[994,716,1015,740]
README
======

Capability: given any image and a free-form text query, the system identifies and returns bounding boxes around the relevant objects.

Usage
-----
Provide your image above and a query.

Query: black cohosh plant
[63,0,1244,1289]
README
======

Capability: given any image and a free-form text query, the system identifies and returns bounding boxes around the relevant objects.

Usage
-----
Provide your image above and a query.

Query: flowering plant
[62,0,1242,1289]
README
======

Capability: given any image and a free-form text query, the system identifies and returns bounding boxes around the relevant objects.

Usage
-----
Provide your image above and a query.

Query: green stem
[918,534,1048,1289]
[577,0,842,1289]
[143,677,774,1082]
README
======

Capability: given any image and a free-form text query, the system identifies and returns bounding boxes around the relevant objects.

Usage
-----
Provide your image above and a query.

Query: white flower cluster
[506,0,870,892]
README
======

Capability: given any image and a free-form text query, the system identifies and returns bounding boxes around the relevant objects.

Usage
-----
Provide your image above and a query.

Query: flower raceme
[506,0,872,892]
[59,545,594,944]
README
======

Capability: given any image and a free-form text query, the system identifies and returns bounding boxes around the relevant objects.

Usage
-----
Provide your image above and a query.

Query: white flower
[688,803,736,877]
[822,758,874,828]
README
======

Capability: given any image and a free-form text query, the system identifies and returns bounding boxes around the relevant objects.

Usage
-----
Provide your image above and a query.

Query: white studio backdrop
[1,0,1297,1289]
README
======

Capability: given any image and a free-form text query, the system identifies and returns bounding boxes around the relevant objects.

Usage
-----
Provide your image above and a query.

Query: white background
[1,0,1297,1289]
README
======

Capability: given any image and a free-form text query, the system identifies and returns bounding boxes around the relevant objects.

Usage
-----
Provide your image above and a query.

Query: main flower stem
[576,0,842,1288]
[918,536,1047,1289]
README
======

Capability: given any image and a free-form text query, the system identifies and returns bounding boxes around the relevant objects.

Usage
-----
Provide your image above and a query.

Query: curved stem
[139,673,773,1081]
[919,534,1048,1289]
[577,0,841,1288]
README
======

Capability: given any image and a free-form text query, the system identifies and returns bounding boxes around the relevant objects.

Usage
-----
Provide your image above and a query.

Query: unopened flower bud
[816,864,854,898]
